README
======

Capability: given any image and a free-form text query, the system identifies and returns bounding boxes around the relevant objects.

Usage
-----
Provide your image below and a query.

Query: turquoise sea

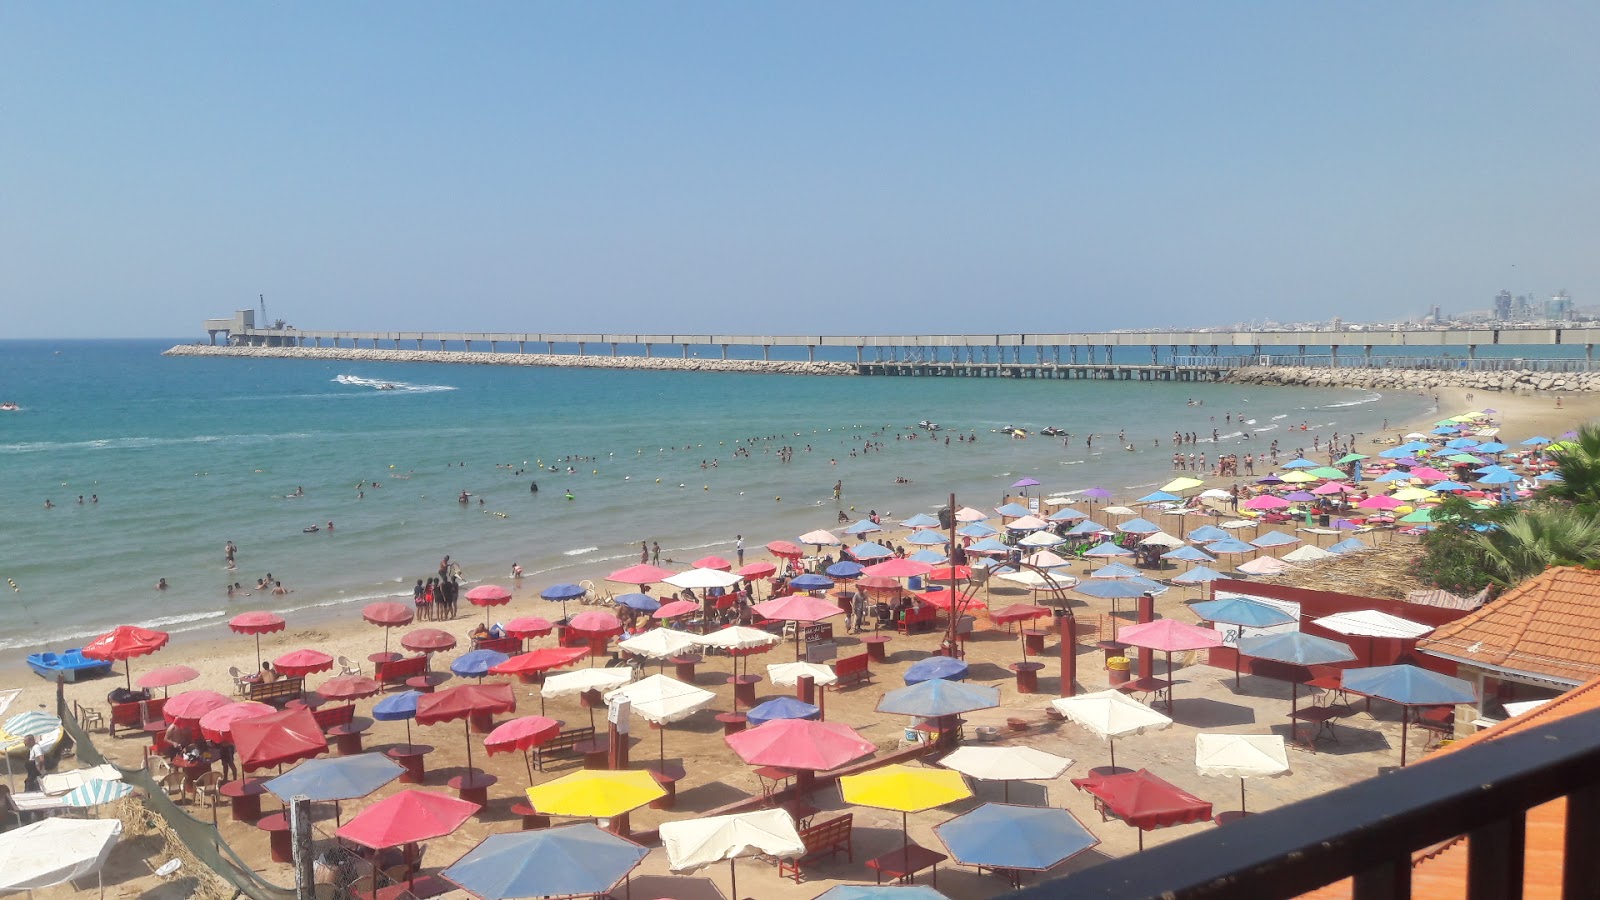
[0,339,1437,657]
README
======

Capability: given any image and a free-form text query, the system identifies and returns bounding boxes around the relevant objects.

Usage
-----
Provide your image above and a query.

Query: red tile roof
[1300,676,1600,899]
[1416,566,1600,685]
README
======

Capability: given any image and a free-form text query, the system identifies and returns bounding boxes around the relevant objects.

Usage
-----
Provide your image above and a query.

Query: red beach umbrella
[568,611,623,636]
[484,715,561,785]
[274,648,335,678]
[337,788,479,850]
[163,689,233,724]
[927,565,973,582]
[916,590,987,612]
[318,675,382,703]
[466,585,513,607]
[652,600,699,620]
[766,541,804,558]
[82,624,170,689]
[738,561,778,579]
[416,683,516,775]
[137,664,199,694]
[692,555,734,571]
[401,628,457,654]
[362,602,414,656]
[229,612,287,668]
[990,604,1052,626]
[608,564,675,585]
[726,718,876,773]
[199,701,275,744]
[232,707,328,771]
[490,647,589,677]
[505,616,553,640]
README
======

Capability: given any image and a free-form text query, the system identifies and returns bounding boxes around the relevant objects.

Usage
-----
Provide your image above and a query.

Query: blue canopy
[908,549,948,564]
[1187,525,1230,543]
[1430,481,1470,492]
[1536,472,1564,482]
[1136,492,1179,504]
[965,537,1012,555]
[812,886,949,900]
[825,561,864,578]
[849,542,894,560]
[843,519,883,535]
[789,574,834,591]
[614,592,660,612]
[1374,470,1413,483]
[442,824,649,899]
[451,649,510,678]
[1522,436,1552,446]
[1190,597,1295,628]
[1250,531,1299,548]
[903,656,969,685]
[1066,520,1109,536]
[934,802,1098,872]
[906,530,949,546]
[1204,538,1256,555]
[1047,507,1088,522]
[1117,518,1160,534]
[1090,562,1141,579]
[900,513,941,528]
[540,583,587,601]
[265,754,404,803]
[1084,541,1133,558]
[1282,458,1319,469]
[877,679,1000,718]
[995,503,1031,518]
[1238,631,1355,666]
[1444,438,1479,449]
[957,522,999,538]
[1125,577,1168,595]
[1327,538,1371,554]
[1073,580,1149,599]
[372,690,423,722]
[745,696,822,728]
[1162,545,1216,563]
[1172,566,1224,584]
[1430,427,1457,435]
[1476,442,1508,453]
[1340,665,1477,707]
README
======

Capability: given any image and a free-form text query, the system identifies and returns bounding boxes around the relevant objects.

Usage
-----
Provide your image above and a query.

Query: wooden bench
[471,636,521,655]
[311,703,366,735]
[375,655,429,690]
[109,697,166,737]
[831,653,871,690]
[531,726,596,772]
[777,813,853,883]
[243,677,305,707]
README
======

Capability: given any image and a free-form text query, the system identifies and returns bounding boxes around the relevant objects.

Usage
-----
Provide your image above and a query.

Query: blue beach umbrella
[1047,507,1088,522]
[1476,471,1517,485]
[903,656,969,685]
[1065,520,1110,536]
[906,530,949,546]
[908,549,948,564]
[1476,442,1508,453]
[745,696,822,728]
[1340,665,1477,766]
[1191,597,1295,628]
[813,886,949,900]
[1536,472,1564,482]
[443,824,649,900]
[451,649,510,680]
[1073,580,1149,600]
[1250,531,1299,549]
[934,802,1099,888]
[1117,518,1160,535]
[614,592,661,612]
[1429,481,1470,493]
[900,513,941,528]
[1084,541,1133,558]
[1327,538,1371,554]
[1237,631,1356,708]
[825,561,864,579]
[1522,436,1552,446]
[265,754,405,823]
[788,574,834,591]
[1444,438,1479,449]
[541,582,588,619]
[1137,491,1179,504]
[1282,458,1319,469]
[1187,525,1230,543]
[1125,577,1168,595]
[1162,545,1216,563]
[995,503,1031,518]
[1172,566,1224,585]
[1373,470,1412,483]
[843,519,883,535]
[849,542,894,560]
[965,537,1012,555]
[877,679,1000,718]
[958,522,999,538]
[1430,427,1457,436]
[1090,562,1141,579]
[1204,538,1256,556]
[372,689,423,751]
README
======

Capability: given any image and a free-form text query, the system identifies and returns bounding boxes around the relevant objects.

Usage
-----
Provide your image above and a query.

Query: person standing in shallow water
[640,541,649,564]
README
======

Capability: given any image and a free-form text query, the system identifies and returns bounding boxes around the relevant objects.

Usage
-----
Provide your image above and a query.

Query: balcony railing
[1011,707,1600,899]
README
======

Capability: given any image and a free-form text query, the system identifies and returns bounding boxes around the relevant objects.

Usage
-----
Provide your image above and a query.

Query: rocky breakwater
[1225,365,1600,393]
[163,344,858,376]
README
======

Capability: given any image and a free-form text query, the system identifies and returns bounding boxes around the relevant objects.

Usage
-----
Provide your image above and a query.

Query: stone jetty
[1225,365,1598,393]
[163,344,857,376]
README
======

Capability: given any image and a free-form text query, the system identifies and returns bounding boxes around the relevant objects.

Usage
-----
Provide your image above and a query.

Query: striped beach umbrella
[62,778,135,808]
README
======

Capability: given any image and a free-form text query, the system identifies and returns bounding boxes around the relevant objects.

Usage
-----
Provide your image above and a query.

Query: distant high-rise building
[1494,290,1513,320]
[1546,290,1574,321]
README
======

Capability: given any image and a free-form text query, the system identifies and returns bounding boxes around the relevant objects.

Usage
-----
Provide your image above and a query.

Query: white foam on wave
[562,546,599,557]
[1321,392,1383,409]
[0,610,226,653]
[0,433,315,454]
[333,374,456,395]
[1254,425,1279,433]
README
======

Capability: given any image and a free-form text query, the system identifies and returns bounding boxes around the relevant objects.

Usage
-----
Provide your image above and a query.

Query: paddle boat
[25,648,113,682]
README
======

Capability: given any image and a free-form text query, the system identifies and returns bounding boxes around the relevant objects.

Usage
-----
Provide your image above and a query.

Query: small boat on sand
[26,648,114,682]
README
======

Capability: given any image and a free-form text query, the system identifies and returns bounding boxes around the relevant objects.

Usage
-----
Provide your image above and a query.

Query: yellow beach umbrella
[839,764,971,851]
[1278,471,1317,484]
[1391,487,1436,503]
[1161,476,1204,494]
[524,769,665,819]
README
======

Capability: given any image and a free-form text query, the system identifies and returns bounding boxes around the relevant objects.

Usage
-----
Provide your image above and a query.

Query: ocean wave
[0,432,316,454]
[562,547,599,557]
[333,374,456,394]
[0,610,225,653]
[1253,425,1279,432]
[1321,392,1383,409]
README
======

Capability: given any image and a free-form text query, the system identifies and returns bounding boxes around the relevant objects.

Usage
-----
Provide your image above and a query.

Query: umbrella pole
[1240,777,1247,814]
[729,856,737,900]
[660,724,666,771]
[405,720,413,753]
[463,719,474,774]
[256,634,263,669]
[1400,707,1410,767]
[903,810,910,853]
[1109,737,1116,770]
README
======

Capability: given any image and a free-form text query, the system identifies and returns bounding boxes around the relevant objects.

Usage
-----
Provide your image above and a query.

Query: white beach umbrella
[1235,556,1290,576]
[1312,610,1433,640]
[1102,506,1136,517]
[1006,515,1050,531]
[605,674,716,725]
[1051,690,1172,769]
[1282,545,1335,563]
[692,626,781,651]
[1017,530,1065,548]
[1199,488,1233,500]
[1138,531,1186,549]
[1219,519,1255,529]
[798,530,842,547]
[766,661,838,689]
[539,667,634,699]
[940,746,1073,802]
[0,817,122,891]
[1022,550,1073,568]
[1195,733,1289,814]
[954,507,990,522]
[660,809,804,900]
[665,568,744,590]
[996,568,1078,590]
[62,778,136,808]
[619,628,699,661]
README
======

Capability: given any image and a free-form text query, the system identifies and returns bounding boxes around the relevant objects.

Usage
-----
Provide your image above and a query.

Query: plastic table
[862,635,893,662]
[219,777,267,822]
[649,762,686,810]
[448,772,497,810]
[867,843,947,886]
[1022,629,1050,655]
[1010,661,1044,694]
[384,744,433,784]
[728,674,762,707]
[715,712,747,735]
[257,812,292,863]
[574,737,610,770]
[509,802,551,830]
[670,654,702,683]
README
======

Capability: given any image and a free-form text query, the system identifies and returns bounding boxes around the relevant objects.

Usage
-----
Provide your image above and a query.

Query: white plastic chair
[336,656,362,676]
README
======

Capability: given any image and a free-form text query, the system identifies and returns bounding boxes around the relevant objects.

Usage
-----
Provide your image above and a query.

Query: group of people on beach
[412,555,464,620]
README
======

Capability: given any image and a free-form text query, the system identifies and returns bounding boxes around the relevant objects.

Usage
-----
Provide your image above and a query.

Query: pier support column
[314,337,322,348]
[439,339,446,350]
[610,342,619,356]
[682,343,690,358]
[1588,344,1594,365]
[577,342,586,356]
[724,344,731,360]
[1150,346,1158,365]
[644,343,652,358]
[394,339,401,350]
[854,346,862,364]
[415,339,423,349]
[547,341,555,354]
[1105,345,1114,364]
[464,340,472,351]
[762,345,770,361]
[808,346,815,362]
[1364,345,1373,366]
[1468,344,1477,360]
[1331,344,1338,366]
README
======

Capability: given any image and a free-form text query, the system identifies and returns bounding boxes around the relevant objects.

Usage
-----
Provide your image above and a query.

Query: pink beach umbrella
[465,585,514,627]
[1242,495,1290,511]
[362,602,415,656]
[137,665,200,697]
[199,700,275,744]
[275,649,336,678]
[1115,619,1224,714]
[163,689,234,725]
[693,555,734,571]
[484,715,561,785]
[229,612,287,669]
[607,564,676,585]
[653,600,699,621]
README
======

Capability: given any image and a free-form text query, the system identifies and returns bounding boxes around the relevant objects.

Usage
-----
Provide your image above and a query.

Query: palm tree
[1473,505,1600,587]
[1543,424,1600,511]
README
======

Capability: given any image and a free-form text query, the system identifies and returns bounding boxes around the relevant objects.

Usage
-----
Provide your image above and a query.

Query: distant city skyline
[5,3,1599,338]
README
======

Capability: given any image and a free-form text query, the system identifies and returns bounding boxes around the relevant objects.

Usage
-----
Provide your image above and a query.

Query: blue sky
[5,3,1598,337]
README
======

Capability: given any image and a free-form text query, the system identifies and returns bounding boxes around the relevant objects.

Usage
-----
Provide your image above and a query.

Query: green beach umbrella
[1335,453,1368,464]
[1399,507,1435,524]
[1307,467,1348,481]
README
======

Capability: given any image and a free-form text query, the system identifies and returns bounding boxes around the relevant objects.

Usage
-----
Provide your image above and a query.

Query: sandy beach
[14,383,1600,900]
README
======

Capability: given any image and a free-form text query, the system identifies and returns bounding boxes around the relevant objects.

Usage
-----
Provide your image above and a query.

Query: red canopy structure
[416,683,516,774]
[607,564,675,585]
[489,647,589,678]
[362,602,414,655]
[233,707,328,771]
[752,595,843,623]
[82,625,170,689]
[926,565,973,582]
[401,628,457,653]
[652,600,698,620]
[229,612,286,668]
[199,701,275,743]
[766,541,804,558]
[319,675,382,703]
[737,562,778,579]
[337,789,479,850]
[504,616,553,640]
[692,555,733,571]
[726,719,875,773]
[1115,619,1225,713]
[137,665,199,692]
[274,648,335,678]
[163,689,233,724]
[484,715,561,785]
[1070,769,1213,850]
[916,590,986,611]
[990,604,1052,626]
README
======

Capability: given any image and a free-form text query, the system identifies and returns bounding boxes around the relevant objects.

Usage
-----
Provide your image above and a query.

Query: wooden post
[1059,616,1076,697]
[797,674,815,706]
[290,795,314,900]
[1136,593,1156,681]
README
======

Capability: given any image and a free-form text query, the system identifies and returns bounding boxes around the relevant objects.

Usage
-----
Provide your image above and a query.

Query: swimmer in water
[156,577,168,590]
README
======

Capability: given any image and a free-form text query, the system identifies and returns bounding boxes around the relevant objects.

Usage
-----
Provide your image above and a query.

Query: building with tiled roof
[1416,566,1600,724]
[1301,676,1600,899]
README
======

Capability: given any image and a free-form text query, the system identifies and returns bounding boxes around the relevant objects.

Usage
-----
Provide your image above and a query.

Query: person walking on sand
[736,535,745,566]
